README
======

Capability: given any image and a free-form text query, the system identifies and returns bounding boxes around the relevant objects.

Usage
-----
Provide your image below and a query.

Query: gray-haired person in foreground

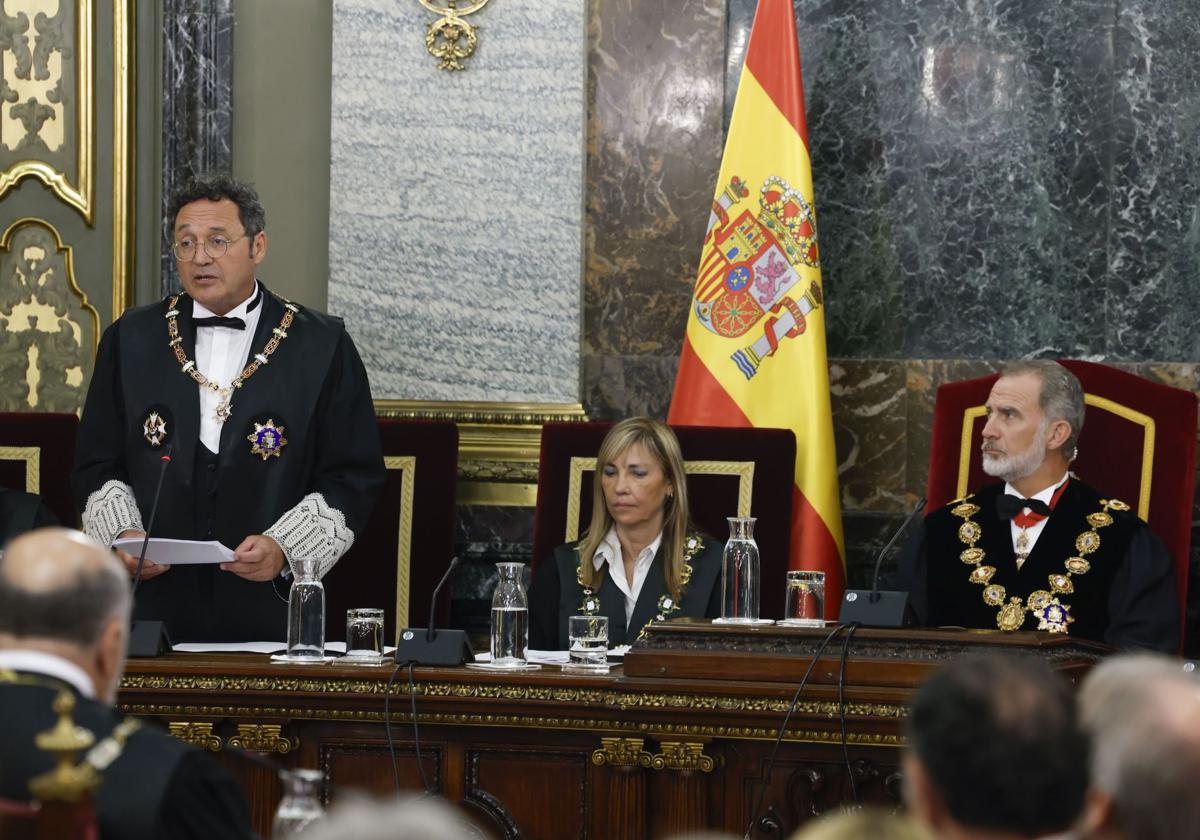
[1077,653,1200,840]
[0,528,255,840]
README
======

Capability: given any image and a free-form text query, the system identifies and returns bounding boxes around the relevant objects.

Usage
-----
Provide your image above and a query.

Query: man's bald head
[0,528,130,647]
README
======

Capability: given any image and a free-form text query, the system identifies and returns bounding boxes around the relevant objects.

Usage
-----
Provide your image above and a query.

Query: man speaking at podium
[897,360,1177,652]
[73,174,385,642]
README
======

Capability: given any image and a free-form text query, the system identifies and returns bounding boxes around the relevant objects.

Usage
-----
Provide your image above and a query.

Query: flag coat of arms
[668,0,845,614]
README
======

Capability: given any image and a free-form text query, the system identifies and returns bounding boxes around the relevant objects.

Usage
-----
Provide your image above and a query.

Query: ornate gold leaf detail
[960,547,985,565]
[1048,574,1074,595]
[1064,557,1091,575]
[1104,498,1130,512]
[590,737,646,767]
[951,502,980,518]
[969,565,996,584]
[958,521,981,543]
[982,584,1006,606]
[227,723,295,754]
[1026,590,1054,611]
[1086,512,1114,529]
[997,598,1026,632]
[642,741,718,773]
[1075,531,1101,555]
[168,721,223,752]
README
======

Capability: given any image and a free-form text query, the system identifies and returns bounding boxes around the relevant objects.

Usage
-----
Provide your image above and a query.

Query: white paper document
[112,537,234,565]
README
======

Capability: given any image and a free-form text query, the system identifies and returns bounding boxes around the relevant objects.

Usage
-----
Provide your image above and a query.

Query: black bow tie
[192,286,262,329]
[193,315,245,329]
[995,494,1053,520]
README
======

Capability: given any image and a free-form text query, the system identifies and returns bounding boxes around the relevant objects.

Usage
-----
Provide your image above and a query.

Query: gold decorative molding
[111,0,135,317]
[385,455,417,634]
[0,445,40,492]
[28,691,100,803]
[124,702,905,748]
[566,458,755,541]
[0,217,100,412]
[168,721,223,752]
[227,723,295,754]
[0,0,95,223]
[591,736,647,767]
[418,0,491,71]
[642,741,717,773]
[376,400,587,508]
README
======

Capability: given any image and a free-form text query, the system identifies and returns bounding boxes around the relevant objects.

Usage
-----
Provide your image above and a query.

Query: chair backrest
[926,360,1197,637]
[532,422,796,619]
[0,797,98,840]
[322,419,458,646]
[0,412,79,527]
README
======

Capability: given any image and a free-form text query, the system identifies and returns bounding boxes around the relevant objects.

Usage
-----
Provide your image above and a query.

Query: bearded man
[895,360,1178,651]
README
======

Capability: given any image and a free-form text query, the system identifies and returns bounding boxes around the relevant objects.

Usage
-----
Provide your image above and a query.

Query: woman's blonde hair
[577,417,692,600]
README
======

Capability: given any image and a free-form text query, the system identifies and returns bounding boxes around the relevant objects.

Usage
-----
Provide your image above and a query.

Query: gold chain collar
[952,493,1131,633]
[576,534,704,641]
[165,292,298,423]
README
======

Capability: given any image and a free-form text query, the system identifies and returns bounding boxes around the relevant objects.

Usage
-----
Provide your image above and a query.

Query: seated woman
[528,417,723,649]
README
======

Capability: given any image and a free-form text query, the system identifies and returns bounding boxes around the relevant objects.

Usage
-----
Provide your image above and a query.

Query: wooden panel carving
[467,746,590,840]
[0,218,98,411]
[0,0,93,221]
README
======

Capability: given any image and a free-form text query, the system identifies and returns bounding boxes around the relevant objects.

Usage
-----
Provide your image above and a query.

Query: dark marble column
[160,0,234,295]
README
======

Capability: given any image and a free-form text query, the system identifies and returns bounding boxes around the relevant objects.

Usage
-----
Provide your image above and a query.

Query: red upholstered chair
[532,422,796,619]
[322,419,458,646]
[0,412,80,527]
[926,361,1197,642]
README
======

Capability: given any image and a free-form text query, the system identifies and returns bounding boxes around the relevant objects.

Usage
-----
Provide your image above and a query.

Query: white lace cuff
[264,493,355,579]
[82,480,144,548]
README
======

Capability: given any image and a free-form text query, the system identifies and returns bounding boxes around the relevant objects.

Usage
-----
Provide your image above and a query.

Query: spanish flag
[668,0,845,615]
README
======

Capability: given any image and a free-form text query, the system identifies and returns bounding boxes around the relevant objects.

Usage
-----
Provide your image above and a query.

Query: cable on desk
[744,622,848,840]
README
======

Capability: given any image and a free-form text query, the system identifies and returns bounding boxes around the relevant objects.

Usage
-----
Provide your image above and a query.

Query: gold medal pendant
[997,597,1027,631]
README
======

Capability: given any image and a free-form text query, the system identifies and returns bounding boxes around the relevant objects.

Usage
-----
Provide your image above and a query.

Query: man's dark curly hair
[908,653,1089,836]
[168,173,266,239]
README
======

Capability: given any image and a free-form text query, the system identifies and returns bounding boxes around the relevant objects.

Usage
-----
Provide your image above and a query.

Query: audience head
[0,528,131,703]
[1078,653,1200,840]
[982,360,1084,484]
[787,809,932,840]
[903,653,1088,839]
[299,793,482,840]
[580,417,691,597]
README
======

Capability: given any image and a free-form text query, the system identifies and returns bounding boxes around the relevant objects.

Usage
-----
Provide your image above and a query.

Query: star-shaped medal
[247,419,288,460]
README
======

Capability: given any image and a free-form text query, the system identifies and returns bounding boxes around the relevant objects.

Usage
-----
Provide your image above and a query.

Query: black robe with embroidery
[528,537,724,649]
[72,287,385,641]
[0,673,254,840]
[895,480,1178,652]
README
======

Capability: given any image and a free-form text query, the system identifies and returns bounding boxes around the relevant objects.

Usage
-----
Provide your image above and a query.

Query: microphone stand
[837,497,926,627]
[128,446,175,657]
[394,556,473,666]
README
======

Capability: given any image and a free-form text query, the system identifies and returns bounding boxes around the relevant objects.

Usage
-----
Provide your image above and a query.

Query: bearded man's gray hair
[1000,360,1085,459]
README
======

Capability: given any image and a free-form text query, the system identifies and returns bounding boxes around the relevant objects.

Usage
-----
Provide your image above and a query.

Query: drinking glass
[345,608,385,659]
[566,615,609,673]
[783,570,825,627]
[286,558,325,658]
[490,562,529,667]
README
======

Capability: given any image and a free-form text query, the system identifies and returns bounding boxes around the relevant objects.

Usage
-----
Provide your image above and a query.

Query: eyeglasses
[171,233,248,262]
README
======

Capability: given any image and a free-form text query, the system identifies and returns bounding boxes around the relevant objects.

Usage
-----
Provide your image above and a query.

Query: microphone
[394,555,473,666]
[128,446,175,657]
[426,556,460,642]
[838,497,926,627]
[870,497,926,597]
[131,446,173,599]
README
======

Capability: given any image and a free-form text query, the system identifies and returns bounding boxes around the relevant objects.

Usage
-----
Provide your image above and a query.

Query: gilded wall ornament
[0,218,99,412]
[0,0,94,221]
[418,0,491,71]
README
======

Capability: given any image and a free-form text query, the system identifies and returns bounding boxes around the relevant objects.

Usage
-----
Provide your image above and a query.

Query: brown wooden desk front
[116,625,1108,839]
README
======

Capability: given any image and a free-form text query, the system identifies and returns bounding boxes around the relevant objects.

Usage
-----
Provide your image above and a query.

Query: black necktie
[193,315,245,329]
[995,494,1053,521]
[192,286,261,329]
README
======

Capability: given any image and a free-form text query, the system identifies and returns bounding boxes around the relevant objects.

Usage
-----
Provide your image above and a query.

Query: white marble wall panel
[329,0,584,403]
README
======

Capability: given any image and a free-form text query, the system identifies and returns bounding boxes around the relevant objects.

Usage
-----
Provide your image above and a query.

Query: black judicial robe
[528,537,724,649]
[72,287,385,641]
[0,673,254,840]
[896,480,1178,652]
[0,486,57,543]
